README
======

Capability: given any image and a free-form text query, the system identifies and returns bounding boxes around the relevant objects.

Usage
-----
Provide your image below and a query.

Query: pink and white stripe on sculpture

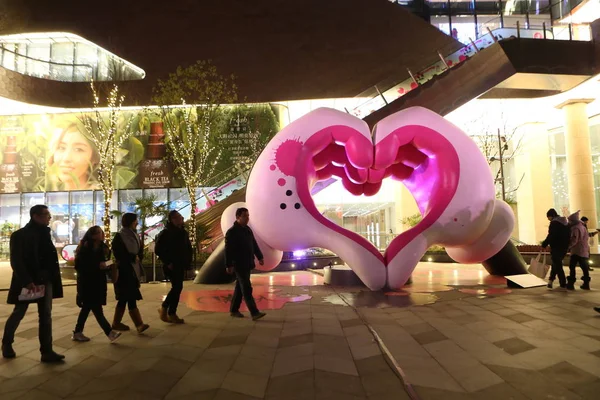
[221,107,514,290]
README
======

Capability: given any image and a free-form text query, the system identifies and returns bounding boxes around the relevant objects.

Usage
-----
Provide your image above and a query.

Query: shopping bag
[18,284,45,302]
[528,252,550,279]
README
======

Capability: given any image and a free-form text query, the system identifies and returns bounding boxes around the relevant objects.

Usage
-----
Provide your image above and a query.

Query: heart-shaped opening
[294,124,460,265]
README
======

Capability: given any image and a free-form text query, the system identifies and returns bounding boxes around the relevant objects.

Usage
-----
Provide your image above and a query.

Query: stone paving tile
[412,329,447,345]
[314,354,358,376]
[278,332,312,348]
[1,275,600,399]
[38,370,92,398]
[505,313,537,323]
[486,364,581,400]
[340,318,364,328]
[493,337,536,355]
[221,370,269,398]
[541,361,599,389]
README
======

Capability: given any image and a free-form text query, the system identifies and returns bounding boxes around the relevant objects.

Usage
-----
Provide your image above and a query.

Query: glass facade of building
[396,0,553,44]
[0,185,241,251]
[0,32,145,82]
[549,117,600,222]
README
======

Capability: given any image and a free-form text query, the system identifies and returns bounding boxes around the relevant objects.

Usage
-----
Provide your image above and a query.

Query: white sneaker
[72,332,90,342]
[108,330,122,343]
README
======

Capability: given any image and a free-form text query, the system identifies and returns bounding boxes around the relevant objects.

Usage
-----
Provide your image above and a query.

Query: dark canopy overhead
[0,0,461,105]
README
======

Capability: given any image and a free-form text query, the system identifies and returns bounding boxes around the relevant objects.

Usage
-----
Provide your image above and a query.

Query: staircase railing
[347,23,588,121]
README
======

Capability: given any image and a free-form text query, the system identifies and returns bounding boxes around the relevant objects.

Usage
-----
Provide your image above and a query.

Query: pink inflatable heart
[228,107,514,290]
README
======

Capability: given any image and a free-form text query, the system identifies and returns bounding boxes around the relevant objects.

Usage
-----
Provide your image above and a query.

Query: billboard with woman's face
[47,124,101,191]
[0,111,176,193]
[0,104,279,194]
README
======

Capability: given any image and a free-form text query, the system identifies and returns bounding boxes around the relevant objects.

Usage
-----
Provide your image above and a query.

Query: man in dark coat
[225,207,266,321]
[542,208,570,290]
[2,205,65,362]
[156,210,193,324]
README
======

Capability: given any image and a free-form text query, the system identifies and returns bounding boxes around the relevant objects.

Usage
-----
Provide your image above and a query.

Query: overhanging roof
[0,0,462,107]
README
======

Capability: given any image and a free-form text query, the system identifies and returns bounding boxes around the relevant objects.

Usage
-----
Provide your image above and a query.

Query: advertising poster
[0,104,279,194]
[0,111,176,193]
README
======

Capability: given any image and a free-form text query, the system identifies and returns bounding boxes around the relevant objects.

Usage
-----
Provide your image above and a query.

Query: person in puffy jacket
[542,208,570,289]
[567,211,591,290]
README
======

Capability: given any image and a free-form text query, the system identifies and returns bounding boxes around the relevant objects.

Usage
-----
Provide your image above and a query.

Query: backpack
[154,230,167,261]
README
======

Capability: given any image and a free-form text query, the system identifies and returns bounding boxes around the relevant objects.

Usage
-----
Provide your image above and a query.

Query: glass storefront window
[26,43,50,78]
[21,193,45,227]
[431,15,451,36]
[50,42,74,81]
[47,192,70,245]
[0,194,20,226]
[71,191,94,244]
[1,44,16,71]
[15,44,26,75]
[169,188,190,219]
[74,42,97,81]
[119,189,142,213]
[143,189,168,240]
[95,191,118,234]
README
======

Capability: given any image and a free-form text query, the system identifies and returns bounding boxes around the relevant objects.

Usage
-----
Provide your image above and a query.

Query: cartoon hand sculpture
[221,107,514,290]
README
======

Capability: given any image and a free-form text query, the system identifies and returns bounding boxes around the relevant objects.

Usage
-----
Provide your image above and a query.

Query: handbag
[528,252,550,279]
[18,285,45,302]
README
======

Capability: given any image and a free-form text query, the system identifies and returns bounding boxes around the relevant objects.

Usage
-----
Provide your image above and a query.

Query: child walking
[72,226,122,342]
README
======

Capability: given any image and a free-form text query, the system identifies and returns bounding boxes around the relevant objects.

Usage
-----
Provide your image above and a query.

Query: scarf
[119,227,142,280]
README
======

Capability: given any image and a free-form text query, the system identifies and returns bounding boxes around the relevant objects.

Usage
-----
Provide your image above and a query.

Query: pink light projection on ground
[179,286,311,313]
[179,264,511,313]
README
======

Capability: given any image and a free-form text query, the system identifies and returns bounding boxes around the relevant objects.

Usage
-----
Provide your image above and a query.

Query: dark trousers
[117,299,137,310]
[230,268,259,315]
[569,255,590,280]
[162,266,184,315]
[548,252,567,286]
[75,305,112,335]
[2,283,53,354]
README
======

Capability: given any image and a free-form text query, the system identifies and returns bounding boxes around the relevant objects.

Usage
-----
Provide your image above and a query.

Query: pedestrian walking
[2,205,65,362]
[225,207,266,321]
[542,208,570,290]
[111,213,149,334]
[567,211,591,290]
[580,216,596,271]
[155,210,192,324]
[72,226,122,342]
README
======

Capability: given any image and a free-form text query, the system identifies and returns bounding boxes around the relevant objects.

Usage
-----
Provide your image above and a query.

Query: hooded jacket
[542,215,570,253]
[568,211,590,258]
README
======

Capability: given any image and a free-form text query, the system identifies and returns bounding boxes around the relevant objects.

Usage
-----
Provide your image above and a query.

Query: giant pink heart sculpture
[222,107,514,290]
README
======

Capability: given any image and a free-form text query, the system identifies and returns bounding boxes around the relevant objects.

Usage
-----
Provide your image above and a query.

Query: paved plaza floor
[0,263,599,399]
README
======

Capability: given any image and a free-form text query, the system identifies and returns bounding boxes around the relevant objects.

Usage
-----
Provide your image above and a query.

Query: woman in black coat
[72,226,121,343]
[110,213,149,334]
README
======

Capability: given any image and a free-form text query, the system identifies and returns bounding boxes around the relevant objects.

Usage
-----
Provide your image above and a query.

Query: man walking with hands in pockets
[225,207,266,321]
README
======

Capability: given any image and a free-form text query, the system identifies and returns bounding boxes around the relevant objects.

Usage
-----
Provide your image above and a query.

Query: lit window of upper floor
[0,32,145,82]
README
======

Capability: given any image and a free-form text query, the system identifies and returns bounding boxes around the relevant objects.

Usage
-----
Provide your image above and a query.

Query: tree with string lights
[81,83,134,241]
[152,60,238,246]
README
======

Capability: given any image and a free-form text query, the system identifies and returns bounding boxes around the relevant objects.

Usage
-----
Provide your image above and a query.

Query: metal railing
[347,23,588,120]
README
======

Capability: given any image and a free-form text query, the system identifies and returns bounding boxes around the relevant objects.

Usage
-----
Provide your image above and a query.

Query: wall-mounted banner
[0,105,279,194]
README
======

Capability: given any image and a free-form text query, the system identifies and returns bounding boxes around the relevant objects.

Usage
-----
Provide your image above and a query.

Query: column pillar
[394,183,420,234]
[556,99,597,241]
[514,122,554,245]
